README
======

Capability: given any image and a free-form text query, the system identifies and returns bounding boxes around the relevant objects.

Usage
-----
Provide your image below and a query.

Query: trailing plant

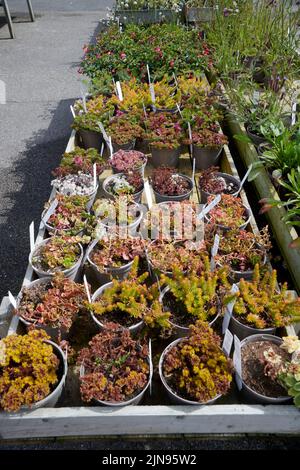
[45,195,90,235]
[206,194,248,229]
[106,173,144,197]
[77,327,150,403]
[16,273,86,330]
[162,320,233,402]
[160,259,231,326]
[90,236,146,270]
[151,167,191,196]
[87,258,171,330]
[52,172,96,197]
[261,335,300,407]
[198,167,238,195]
[31,236,83,272]
[115,0,184,11]
[53,147,106,178]
[0,330,59,412]
[225,264,300,329]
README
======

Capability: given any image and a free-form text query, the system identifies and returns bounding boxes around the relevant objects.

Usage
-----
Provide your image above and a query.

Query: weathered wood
[225,117,300,294]
[0,405,300,439]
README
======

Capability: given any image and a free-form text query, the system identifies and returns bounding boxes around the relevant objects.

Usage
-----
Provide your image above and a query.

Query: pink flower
[120,52,126,60]
[169,60,175,68]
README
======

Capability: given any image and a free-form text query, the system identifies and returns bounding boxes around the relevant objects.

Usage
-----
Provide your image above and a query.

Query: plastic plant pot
[79,129,103,151]
[151,146,181,168]
[192,145,223,170]
[199,172,240,204]
[152,174,194,203]
[102,174,144,204]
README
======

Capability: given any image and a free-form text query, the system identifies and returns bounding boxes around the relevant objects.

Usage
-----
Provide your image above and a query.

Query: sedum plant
[32,236,83,272]
[53,147,106,178]
[77,327,150,403]
[90,236,146,270]
[162,320,232,402]
[206,194,248,229]
[151,167,191,196]
[16,273,87,331]
[160,259,231,326]
[45,194,91,236]
[0,330,59,412]
[225,265,300,329]
[147,239,206,273]
[110,149,146,172]
[87,258,171,331]
[107,113,144,145]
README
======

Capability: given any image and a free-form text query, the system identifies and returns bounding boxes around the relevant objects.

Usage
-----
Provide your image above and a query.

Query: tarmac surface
[0,0,300,451]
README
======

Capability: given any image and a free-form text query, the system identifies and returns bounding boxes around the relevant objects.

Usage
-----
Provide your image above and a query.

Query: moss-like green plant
[225,265,300,329]
[160,258,230,324]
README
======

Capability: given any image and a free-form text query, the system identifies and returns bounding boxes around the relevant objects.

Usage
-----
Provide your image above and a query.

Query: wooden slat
[0,405,300,439]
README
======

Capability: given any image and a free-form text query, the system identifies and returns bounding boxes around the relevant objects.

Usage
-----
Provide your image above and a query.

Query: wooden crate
[0,131,299,440]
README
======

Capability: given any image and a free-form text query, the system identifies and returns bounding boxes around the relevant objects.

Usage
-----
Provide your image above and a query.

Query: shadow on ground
[0,99,73,299]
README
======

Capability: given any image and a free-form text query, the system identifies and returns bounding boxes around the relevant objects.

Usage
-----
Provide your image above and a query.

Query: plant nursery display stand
[1,129,299,440]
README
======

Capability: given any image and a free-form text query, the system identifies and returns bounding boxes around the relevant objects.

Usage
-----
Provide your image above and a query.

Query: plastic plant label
[149,339,153,396]
[144,178,153,209]
[210,233,220,270]
[292,102,297,126]
[222,328,233,357]
[198,194,221,221]
[83,275,91,303]
[82,237,101,264]
[252,91,260,105]
[100,142,104,157]
[93,163,97,189]
[147,64,156,103]
[172,72,178,88]
[222,283,238,334]
[237,163,253,195]
[42,199,58,224]
[142,102,147,119]
[8,291,17,309]
[234,334,243,390]
[98,122,109,144]
[70,105,76,118]
[115,81,123,101]
[29,221,35,252]
[176,103,183,118]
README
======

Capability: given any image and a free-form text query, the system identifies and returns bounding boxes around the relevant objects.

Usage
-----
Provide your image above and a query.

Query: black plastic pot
[198,172,240,204]
[245,123,267,147]
[79,129,103,151]
[152,174,194,203]
[151,146,181,168]
[112,139,136,152]
[193,145,222,170]
[102,174,144,203]
[229,314,276,341]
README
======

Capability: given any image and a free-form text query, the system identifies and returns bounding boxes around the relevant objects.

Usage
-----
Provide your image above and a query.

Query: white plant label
[222,283,238,334]
[176,103,183,118]
[109,136,113,157]
[222,328,233,357]
[236,163,253,196]
[82,96,87,113]
[210,233,220,270]
[93,163,97,189]
[187,122,193,157]
[83,237,101,265]
[42,199,58,224]
[142,102,147,119]
[144,179,153,209]
[83,275,91,303]
[112,77,117,94]
[149,339,153,395]
[198,194,221,221]
[8,291,17,309]
[292,102,297,126]
[173,72,178,88]
[147,64,156,103]
[70,105,76,118]
[100,142,104,157]
[252,91,260,106]
[29,221,35,252]
[192,157,196,182]
[115,81,123,101]
[234,335,243,390]
[98,122,110,144]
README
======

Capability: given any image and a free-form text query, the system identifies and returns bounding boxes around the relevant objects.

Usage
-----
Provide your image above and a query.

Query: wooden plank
[0,405,300,439]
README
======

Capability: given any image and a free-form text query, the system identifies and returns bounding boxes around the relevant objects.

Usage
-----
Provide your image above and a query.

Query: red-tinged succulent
[90,236,146,270]
[52,147,106,178]
[45,194,90,235]
[151,167,191,196]
[206,194,248,229]
[16,273,87,330]
[31,236,84,272]
[77,327,150,403]
[110,149,147,172]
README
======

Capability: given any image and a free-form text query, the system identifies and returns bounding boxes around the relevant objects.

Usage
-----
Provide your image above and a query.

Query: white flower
[281,336,300,354]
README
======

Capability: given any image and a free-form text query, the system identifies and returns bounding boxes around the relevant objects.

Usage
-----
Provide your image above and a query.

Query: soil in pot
[241,340,289,398]
[151,167,192,199]
[162,290,218,329]
[198,167,240,203]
